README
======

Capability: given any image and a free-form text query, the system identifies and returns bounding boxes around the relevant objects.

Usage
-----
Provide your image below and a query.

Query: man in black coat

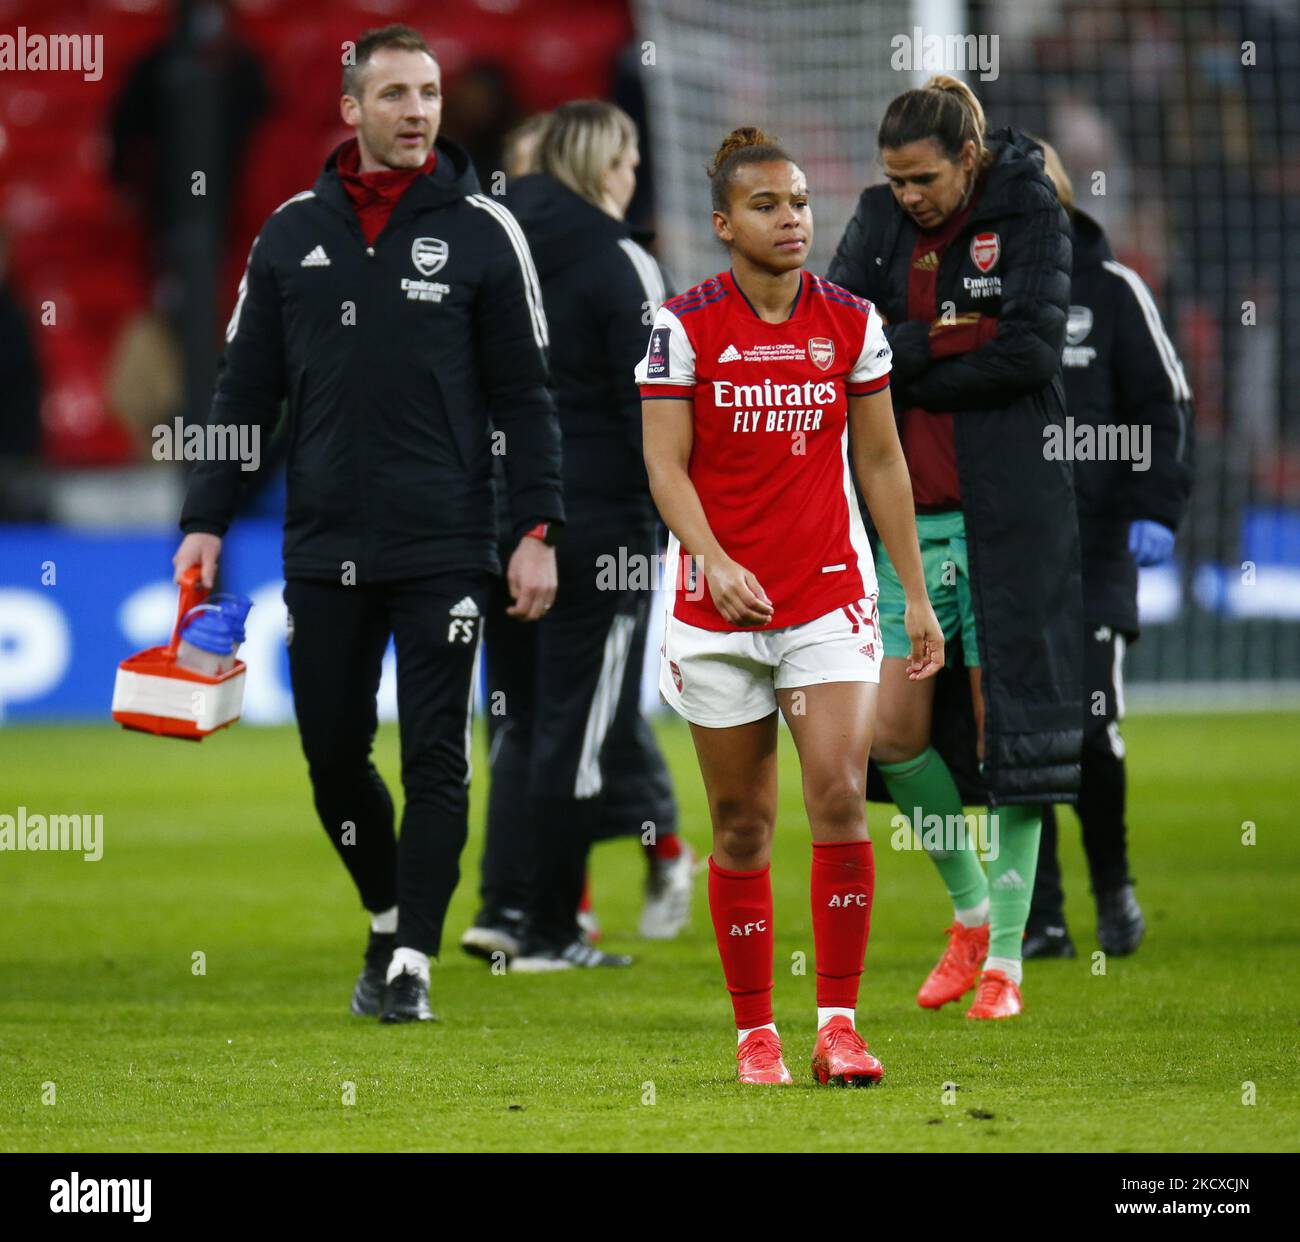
[173,25,563,1022]
[1025,175,1194,959]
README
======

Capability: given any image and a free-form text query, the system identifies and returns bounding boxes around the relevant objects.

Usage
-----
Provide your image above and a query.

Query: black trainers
[460,908,524,963]
[1023,921,1077,959]
[350,930,394,1017]
[510,938,634,973]
[1096,883,1145,956]
[380,968,437,1023]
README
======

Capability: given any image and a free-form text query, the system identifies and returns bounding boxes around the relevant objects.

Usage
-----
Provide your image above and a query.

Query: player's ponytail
[878,74,990,169]
[708,126,791,212]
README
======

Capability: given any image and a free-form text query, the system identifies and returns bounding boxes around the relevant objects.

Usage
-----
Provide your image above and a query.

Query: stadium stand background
[1,0,1297,722]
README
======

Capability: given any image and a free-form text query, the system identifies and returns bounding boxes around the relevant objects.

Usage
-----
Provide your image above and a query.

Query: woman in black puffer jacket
[828,76,1080,1021]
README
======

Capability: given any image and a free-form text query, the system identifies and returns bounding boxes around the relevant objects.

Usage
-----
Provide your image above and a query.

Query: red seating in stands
[2,0,632,467]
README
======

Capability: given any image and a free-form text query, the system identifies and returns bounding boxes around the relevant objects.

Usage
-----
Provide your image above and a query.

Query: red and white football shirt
[636,268,892,632]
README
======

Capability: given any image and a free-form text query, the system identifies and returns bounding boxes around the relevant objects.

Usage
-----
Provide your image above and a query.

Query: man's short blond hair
[342,24,436,100]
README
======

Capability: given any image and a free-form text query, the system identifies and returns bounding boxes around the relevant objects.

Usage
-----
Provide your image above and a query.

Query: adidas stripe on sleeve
[466,193,549,350]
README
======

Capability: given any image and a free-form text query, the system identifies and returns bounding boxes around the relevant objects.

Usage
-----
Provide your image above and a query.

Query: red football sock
[645,831,683,862]
[811,840,875,1010]
[707,856,774,1029]
[578,871,592,914]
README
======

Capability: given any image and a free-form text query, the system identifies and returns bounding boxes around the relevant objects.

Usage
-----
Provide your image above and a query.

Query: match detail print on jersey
[635,270,892,632]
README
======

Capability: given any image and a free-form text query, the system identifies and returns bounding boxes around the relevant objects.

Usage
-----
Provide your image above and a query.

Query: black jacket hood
[971,126,1060,219]
[1068,208,1113,272]
[507,173,629,279]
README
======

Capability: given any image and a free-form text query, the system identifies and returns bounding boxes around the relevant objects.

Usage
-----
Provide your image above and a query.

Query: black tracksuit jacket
[180,137,563,581]
[491,169,665,530]
[1064,210,1194,634]
[505,172,669,530]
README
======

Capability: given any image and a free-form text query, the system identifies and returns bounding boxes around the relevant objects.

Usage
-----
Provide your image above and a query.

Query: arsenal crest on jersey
[808,337,834,370]
[411,237,448,277]
[970,232,1001,273]
[1066,304,1093,345]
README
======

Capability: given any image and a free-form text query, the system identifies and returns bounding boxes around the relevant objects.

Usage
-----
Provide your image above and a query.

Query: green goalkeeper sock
[985,804,1043,962]
[878,748,989,916]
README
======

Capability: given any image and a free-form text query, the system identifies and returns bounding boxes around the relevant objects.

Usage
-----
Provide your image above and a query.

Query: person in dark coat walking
[173,25,563,1023]
[828,76,1081,1020]
[1024,144,1194,961]
[460,102,689,972]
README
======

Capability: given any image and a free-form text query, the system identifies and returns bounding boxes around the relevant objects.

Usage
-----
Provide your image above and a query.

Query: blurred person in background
[502,113,551,180]
[438,60,523,188]
[462,101,688,974]
[172,24,563,1023]
[109,0,269,297]
[829,76,1080,1020]
[108,0,271,472]
[610,38,658,235]
[0,225,48,522]
[1024,142,1194,960]
[498,104,692,950]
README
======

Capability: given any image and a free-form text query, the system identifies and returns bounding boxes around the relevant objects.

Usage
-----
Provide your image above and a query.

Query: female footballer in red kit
[637,129,944,1085]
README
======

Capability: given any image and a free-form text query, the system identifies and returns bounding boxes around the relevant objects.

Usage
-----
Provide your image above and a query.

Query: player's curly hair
[877,74,991,169]
[707,126,792,212]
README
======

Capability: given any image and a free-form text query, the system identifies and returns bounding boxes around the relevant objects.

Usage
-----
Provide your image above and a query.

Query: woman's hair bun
[709,127,776,178]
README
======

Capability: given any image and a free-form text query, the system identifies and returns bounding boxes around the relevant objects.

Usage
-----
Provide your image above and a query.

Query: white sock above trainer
[984,954,1022,985]
[737,1022,778,1045]
[370,906,398,935]
[387,947,430,984]
[817,1007,855,1030]
[955,897,990,927]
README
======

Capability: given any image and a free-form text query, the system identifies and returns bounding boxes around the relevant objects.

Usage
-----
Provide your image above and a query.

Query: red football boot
[965,969,1023,1020]
[811,1016,884,1087]
[916,921,989,1009]
[736,1029,793,1085]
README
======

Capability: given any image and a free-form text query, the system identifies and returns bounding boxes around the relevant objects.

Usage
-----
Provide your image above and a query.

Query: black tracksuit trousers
[1032,625,1134,922]
[284,572,491,957]
[478,523,677,948]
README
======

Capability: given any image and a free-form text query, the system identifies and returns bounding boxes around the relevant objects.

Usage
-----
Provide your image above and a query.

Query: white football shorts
[659,595,881,728]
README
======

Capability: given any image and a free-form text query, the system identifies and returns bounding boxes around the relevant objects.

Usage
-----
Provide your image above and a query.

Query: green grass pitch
[1,712,1297,1152]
